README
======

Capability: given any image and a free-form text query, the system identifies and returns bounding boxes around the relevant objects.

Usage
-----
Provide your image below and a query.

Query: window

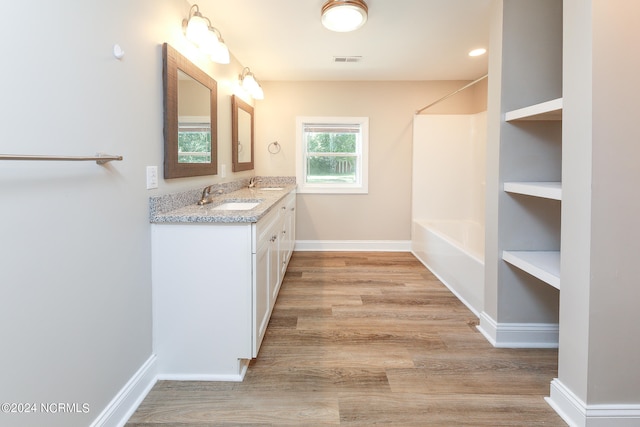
[296,116,369,194]
[178,116,211,163]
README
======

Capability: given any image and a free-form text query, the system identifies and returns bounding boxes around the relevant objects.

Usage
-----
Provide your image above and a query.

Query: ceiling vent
[333,56,362,63]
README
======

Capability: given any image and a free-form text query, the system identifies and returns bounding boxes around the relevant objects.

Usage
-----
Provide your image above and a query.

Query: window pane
[178,124,211,163]
[296,116,368,194]
[305,126,358,154]
[306,156,357,184]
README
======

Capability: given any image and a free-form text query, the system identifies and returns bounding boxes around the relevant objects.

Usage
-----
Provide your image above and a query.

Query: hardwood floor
[127,252,566,426]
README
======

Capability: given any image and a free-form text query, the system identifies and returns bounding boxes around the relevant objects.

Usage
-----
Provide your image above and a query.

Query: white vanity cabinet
[151,190,296,380]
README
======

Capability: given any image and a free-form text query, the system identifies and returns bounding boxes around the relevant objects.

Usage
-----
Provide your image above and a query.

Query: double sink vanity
[150,177,296,380]
[154,43,293,380]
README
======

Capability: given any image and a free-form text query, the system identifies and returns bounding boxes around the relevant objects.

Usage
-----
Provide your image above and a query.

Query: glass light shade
[242,74,259,94]
[198,29,230,64]
[321,2,368,32]
[185,14,209,46]
[210,40,230,64]
[252,84,264,100]
[198,29,220,54]
[241,73,264,100]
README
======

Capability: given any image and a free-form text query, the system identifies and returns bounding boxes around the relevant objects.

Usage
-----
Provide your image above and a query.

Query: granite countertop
[149,177,296,224]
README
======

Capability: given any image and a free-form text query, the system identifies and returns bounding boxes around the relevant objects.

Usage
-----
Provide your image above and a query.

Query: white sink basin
[257,187,283,191]
[212,202,260,211]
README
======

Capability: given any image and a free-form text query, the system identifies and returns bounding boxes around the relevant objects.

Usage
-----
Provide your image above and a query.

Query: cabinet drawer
[253,204,280,253]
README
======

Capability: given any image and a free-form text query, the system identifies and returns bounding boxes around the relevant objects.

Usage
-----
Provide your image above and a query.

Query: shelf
[505,98,563,121]
[502,250,560,290]
[504,182,562,200]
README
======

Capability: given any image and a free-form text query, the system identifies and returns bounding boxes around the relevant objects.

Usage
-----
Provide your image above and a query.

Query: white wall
[412,112,487,225]
[0,1,250,426]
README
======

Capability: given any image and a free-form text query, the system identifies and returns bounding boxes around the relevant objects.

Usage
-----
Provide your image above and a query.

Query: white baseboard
[156,373,245,382]
[477,311,559,348]
[90,355,157,427]
[90,356,249,426]
[546,379,640,427]
[294,240,411,252]
[156,358,249,382]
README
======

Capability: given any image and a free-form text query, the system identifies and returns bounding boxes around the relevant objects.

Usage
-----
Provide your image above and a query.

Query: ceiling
[196,0,492,81]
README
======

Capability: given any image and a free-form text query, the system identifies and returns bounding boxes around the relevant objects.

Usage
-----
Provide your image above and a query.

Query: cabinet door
[268,227,280,308]
[253,239,270,357]
[283,194,296,264]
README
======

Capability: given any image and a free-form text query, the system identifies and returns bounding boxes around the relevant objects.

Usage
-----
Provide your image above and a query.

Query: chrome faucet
[197,185,222,205]
[248,176,258,188]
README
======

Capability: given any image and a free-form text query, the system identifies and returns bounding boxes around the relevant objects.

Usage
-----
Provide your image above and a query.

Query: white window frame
[296,116,369,194]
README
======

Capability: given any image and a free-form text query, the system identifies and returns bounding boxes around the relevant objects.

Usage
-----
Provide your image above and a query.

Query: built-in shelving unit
[503,181,562,200]
[503,97,563,289]
[505,98,563,122]
[502,250,560,290]
[481,0,564,351]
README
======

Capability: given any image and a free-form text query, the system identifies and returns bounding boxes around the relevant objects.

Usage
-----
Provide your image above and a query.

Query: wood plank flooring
[127,251,566,426]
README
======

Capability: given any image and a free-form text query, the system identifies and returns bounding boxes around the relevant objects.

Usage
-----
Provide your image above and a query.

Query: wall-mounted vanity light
[239,67,264,100]
[321,0,368,32]
[183,4,230,64]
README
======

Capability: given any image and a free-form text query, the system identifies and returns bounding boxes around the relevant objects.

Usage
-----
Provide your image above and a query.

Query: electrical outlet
[146,166,158,189]
[221,164,226,178]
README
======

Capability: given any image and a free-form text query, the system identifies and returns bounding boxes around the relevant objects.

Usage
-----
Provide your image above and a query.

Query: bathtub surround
[411,112,487,315]
[412,220,485,316]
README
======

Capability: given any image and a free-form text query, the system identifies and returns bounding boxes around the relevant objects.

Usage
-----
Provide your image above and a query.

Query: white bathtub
[411,220,484,315]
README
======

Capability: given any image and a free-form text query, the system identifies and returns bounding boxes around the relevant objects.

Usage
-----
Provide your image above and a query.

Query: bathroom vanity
[150,181,296,380]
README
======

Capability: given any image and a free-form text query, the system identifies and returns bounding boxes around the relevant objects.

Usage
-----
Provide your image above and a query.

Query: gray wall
[561,0,640,405]
[484,0,562,328]
[0,1,250,426]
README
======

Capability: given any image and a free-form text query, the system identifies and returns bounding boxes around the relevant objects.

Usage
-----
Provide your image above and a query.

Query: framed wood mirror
[163,43,217,179]
[231,95,254,172]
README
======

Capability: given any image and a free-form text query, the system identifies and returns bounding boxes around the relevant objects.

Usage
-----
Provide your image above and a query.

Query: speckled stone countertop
[149,176,296,224]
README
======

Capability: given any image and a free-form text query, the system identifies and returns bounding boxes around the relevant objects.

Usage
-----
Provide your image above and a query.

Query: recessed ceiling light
[469,48,487,57]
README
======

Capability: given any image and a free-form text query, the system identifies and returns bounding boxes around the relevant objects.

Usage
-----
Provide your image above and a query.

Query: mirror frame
[162,43,218,179]
[231,95,254,172]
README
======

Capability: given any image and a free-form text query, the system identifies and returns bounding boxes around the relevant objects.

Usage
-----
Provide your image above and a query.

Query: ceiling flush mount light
[183,4,230,64]
[239,67,264,100]
[469,48,487,57]
[321,0,368,32]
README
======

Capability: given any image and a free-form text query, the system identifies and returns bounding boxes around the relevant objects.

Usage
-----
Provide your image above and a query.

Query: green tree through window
[178,122,211,163]
[305,125,358,184]
[296,117,369,194]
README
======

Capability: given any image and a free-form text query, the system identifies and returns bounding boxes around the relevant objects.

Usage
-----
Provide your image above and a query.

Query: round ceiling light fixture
[321,0,368,32]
